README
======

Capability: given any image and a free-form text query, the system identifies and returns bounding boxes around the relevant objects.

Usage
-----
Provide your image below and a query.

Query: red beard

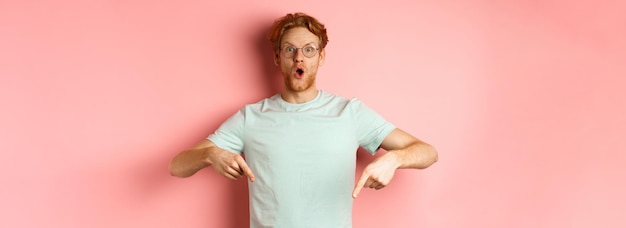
[284,73,315,92]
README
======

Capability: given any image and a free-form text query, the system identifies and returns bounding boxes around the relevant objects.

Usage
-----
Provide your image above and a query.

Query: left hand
[352,152,401,198]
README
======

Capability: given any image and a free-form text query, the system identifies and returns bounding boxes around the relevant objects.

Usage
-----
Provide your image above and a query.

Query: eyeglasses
[280,45,320,58]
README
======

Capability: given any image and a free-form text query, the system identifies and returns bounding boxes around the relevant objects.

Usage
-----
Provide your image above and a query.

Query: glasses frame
[279,44,320,58]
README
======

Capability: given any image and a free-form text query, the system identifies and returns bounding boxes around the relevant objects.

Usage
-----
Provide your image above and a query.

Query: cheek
[280,58,292,66]
[280,63,292,76]
[280,62,291,71]
[308,61,319,71]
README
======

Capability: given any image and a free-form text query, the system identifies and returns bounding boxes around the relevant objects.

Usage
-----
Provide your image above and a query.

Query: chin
[284,78,314,92]
[287,84,309,92]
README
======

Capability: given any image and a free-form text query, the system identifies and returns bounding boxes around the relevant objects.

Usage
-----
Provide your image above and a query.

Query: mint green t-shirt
[207,91,395,228]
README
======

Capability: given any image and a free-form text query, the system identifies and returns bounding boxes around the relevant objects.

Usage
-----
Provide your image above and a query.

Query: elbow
[428,145,438,166]
[168,168,180,177]
[169,169,191,178]
[168,162,190,178]
[417,143,438,169]
[168,166,181,177]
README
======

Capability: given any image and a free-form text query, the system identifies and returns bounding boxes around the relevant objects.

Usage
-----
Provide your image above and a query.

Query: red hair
[268,12,329,54]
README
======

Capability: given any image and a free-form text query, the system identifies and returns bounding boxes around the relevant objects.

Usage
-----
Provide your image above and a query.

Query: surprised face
[276,27,325,93]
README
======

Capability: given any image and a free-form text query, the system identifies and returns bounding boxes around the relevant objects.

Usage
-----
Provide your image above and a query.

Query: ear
[318,49,326,66]
[274,53,279,66]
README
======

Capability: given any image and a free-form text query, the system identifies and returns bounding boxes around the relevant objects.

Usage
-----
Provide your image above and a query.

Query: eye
[303,46,315,54]
[285,46,296,53]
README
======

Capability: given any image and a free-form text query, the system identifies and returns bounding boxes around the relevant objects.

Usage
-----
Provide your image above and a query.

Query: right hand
[206,148,255,182]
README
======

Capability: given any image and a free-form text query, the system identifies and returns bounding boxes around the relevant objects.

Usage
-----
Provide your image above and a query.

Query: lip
[294,66,305,78]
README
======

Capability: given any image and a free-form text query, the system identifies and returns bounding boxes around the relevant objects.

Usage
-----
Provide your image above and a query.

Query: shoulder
[319,90,353,106]
[240,94,280,112]
[318,91,376,117]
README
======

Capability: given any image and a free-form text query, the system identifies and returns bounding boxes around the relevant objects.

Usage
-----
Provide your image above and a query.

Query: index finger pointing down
[352,173,369,198]
[236,156,255,182]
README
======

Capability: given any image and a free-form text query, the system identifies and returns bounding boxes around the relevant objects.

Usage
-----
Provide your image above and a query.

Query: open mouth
[296,68,304,76]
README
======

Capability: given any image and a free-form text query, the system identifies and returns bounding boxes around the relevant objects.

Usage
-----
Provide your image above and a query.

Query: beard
[284,74,315,92]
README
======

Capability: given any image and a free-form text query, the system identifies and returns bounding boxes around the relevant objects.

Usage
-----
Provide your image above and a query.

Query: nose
[293,49,305,62]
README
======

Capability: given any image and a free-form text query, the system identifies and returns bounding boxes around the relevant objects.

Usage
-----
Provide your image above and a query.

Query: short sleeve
[206,108,245,155]
[350,99,396,155]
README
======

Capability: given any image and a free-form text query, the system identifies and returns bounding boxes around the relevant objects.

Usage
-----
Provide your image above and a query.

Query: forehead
[281,27,320,46]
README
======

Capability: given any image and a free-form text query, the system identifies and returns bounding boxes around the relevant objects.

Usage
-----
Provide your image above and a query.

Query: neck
[280,88,319,104]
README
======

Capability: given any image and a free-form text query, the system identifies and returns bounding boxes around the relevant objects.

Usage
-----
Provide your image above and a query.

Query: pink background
[1,0,625,227]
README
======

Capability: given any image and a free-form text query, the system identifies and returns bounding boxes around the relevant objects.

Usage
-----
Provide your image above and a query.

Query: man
[169,12,438,228]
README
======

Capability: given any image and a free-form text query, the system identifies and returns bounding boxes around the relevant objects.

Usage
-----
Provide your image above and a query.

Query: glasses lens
[281,45,318,58]
[303,45,317,57]
[283,46,296,58]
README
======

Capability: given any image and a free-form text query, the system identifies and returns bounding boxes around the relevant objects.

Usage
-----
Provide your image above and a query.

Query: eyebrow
[282,42,319,47]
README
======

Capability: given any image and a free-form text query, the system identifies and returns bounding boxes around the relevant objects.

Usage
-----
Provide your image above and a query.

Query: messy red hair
[268,12,329,54]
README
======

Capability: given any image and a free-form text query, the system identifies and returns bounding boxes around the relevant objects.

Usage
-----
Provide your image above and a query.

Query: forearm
[169,147,211,178]
[353,137,438,198]
[388,141,438,169]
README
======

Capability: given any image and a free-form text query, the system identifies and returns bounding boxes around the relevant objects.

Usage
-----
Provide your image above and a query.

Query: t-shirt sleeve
[350,99,396,155]
[206,108,245,155]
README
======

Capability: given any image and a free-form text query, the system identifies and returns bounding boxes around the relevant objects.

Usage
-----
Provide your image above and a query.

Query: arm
[168,139,255,181]
[379,128,438,169]
[352,128,437,198]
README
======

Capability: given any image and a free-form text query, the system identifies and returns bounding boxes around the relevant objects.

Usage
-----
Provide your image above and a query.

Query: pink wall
[1,0,625,227]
